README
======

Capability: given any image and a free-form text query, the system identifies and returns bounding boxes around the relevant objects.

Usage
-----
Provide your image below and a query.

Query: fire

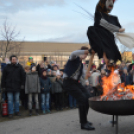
[101,68,134,101]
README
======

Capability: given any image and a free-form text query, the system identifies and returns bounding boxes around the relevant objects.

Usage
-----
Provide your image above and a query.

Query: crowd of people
[0,54,134,118]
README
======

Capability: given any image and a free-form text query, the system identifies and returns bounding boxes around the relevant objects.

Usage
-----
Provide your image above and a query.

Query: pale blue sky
[0,0,134,43]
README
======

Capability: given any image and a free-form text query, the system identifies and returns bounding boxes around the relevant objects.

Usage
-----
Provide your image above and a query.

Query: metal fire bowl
[89,97,134,116]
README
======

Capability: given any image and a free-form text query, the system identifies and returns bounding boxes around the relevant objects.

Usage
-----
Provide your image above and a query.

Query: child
[25,65,40,116]
[52,71,63,111]
[40,69,52,114]
[121,68,133,86]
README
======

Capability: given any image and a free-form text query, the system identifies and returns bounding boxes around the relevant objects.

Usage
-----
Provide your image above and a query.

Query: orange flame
[101,68,134,101]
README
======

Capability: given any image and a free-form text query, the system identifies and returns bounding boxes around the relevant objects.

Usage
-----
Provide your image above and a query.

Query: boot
[29,109,32,116]
[36,109,39,116]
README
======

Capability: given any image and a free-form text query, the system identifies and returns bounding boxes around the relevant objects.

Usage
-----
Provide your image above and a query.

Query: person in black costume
[63,46,95,131]
[87,0,125,66]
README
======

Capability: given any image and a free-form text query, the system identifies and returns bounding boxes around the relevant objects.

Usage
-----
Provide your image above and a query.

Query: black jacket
[1,63,25,92]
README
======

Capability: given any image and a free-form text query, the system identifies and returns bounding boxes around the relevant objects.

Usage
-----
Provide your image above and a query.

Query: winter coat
[121,73,133,86]
[51,78,63,94]
[25,71,40,94]
[40,77,52,93]
[1,63,25,92]
[48,76,56,83]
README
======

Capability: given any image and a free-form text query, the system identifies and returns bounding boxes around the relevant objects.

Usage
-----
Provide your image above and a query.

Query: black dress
[87,11,122,62]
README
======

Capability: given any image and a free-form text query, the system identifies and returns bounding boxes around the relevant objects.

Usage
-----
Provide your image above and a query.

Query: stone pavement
[0,109,134,134]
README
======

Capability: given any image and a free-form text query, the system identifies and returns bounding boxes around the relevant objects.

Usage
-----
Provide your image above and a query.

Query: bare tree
[0,18,24,58]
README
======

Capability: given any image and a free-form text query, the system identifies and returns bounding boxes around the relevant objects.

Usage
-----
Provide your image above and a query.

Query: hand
[86,72,92,78]
[85,81,89,86]
[84,50,89,55]
[88,49,95,55]
[119,28,125,32]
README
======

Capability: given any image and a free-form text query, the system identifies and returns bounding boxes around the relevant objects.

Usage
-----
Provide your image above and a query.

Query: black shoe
[81,123,95,131]
[15,112,21,116]
[87,121,93,126]
[8,114,13,118]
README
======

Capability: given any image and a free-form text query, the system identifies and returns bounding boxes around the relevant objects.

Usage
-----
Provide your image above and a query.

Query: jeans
[28,93,39,110]
[7,92,20,114]
[41,93,50,111]
[69,95,77,108]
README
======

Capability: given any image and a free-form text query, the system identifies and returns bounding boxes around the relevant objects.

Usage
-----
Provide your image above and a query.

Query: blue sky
[0,0,134,44]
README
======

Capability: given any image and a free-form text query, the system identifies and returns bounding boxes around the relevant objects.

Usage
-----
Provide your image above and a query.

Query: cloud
[0,0,65,13]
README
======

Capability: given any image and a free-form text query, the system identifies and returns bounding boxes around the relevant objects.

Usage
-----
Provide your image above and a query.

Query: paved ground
[0,109,134,134]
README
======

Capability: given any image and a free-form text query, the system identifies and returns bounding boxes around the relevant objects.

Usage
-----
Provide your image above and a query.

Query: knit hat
[41,69,47,79]
[47,69,51,72]
[92,65,96,69]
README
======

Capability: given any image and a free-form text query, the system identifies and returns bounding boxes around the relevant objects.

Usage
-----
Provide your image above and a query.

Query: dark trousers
[69,95,77,108]
[63,79,90,124]
[54,93,62,109]
[62,91,69,108]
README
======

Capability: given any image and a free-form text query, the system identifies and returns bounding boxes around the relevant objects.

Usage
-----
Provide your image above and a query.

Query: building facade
[0,41,100,68]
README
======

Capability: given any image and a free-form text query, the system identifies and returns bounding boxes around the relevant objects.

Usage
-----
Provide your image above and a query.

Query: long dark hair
[95,0,107,13]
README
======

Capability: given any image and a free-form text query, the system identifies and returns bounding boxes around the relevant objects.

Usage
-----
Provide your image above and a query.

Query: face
[92,67,96,71]
[40,63,44,68]
[43,71,47,76]
[53,66,58,71]
[106,0,114,13]
[29,59,33,63]
[47,71,51,76]
[11,57,17,64]
[80,54,88,60]
[25,68,30,73]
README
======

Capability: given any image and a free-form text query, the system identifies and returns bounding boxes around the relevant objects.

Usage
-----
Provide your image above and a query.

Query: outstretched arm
[100,18,120,32]
[69,50,88,60]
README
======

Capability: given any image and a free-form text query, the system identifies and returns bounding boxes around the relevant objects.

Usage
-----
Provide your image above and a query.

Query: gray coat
[51,78,63,94]
[25,71,40,94]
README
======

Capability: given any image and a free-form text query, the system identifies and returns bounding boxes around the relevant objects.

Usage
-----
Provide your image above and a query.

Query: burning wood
[101,68,134,101]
